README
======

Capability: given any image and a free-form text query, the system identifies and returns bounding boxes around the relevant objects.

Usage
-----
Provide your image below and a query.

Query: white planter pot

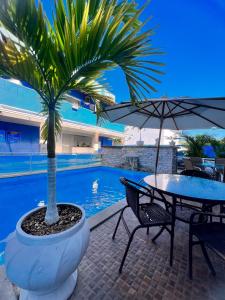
[5,203,90,300]
[136,140,144,146]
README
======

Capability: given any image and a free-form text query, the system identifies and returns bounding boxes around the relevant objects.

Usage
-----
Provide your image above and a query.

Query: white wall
[62,134,92,147]
[74,135,92,147]
[124,126,179,146]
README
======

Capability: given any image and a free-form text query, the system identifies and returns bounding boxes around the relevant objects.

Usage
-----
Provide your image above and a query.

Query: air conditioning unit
[72,101,79,110]
[89,104,95,112]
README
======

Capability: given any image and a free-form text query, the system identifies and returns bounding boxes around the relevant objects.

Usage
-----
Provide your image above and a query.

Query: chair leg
[170,197,176,267]
[200,243,216,276]
[220,204,224,223]
[146,227,149,235]
[170,223,175,267]
[189,234,193,279]
[119,226,141,273]
[152,226,165,242]
[112,206,128,240]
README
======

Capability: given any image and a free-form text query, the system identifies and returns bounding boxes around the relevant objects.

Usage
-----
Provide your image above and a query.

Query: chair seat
[139,203,172,226]
[193,222,225,256]
[176,203,201,223]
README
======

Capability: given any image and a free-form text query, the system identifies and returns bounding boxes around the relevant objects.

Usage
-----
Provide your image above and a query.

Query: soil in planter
[21,204,82,236]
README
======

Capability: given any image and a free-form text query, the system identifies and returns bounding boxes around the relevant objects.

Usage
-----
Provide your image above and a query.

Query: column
[92,132,100,152]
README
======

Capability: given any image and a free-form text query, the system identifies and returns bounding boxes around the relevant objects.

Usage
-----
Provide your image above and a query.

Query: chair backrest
[190,157,203,169]
[190,157,202,166]
[184,158,194,170]
[180,169,211,179]
[215,158,225,166]
[120,177,143,221]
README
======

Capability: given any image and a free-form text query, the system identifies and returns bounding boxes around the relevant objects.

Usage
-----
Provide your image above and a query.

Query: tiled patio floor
[71,207,225,300]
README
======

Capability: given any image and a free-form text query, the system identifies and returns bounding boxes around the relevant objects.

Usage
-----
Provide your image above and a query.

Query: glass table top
[144,174,225,202]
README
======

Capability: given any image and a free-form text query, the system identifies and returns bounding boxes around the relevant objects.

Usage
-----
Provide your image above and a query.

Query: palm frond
[52,0,164,102]
[0,0,164,151]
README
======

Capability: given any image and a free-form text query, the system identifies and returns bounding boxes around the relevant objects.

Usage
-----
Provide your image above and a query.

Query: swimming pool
[0,166,148,264]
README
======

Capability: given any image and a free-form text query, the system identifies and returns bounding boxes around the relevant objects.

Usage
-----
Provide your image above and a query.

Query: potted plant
[0,0,163,299]
[113,138,122,145]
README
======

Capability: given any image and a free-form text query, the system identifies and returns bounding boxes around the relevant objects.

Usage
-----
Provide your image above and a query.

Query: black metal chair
[189,211,225,279]
[176,170,213,223]
[112,177,175,273]
[180,169,213,179]
[215,158,225,182]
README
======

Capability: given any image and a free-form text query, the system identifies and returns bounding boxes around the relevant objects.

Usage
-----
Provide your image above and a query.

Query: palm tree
[0,0,163,225]
[182,135,214,157]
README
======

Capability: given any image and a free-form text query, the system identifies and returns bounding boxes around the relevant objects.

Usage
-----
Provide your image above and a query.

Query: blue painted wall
[0,79,124,133]
[0,121,40,153]
[99,136,113,147]
[202,145,216,158]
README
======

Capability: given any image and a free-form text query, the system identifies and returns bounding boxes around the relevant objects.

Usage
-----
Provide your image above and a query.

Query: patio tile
[0,267,18,300]
[1,206,225,300]
[70,208,225,300]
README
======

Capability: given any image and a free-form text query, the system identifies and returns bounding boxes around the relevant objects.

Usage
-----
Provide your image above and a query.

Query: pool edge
[88,200,126,231]
[0,163,102,179]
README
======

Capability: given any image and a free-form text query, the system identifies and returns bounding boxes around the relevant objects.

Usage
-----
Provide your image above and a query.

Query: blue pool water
[0,166,148,264]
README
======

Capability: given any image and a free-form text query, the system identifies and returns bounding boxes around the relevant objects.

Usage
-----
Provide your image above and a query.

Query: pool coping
[0,163,102,179]
[88,200,126,230]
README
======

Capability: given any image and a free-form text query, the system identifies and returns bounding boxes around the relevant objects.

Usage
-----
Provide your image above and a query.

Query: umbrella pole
[154,127,163,174]
[155,102,165,174]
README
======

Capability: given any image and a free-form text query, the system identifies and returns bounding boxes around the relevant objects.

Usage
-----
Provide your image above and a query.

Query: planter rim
[15,203,86,245]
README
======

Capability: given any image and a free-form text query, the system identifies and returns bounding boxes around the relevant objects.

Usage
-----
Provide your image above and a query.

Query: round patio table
[144,174,225,204]
[144,174,225,267]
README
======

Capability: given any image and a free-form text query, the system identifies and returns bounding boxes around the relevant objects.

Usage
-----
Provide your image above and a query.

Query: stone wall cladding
[101,146,177,174]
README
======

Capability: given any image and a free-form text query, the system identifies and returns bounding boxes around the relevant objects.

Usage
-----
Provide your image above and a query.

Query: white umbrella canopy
[101,96,225,173]
[102,97,225,130]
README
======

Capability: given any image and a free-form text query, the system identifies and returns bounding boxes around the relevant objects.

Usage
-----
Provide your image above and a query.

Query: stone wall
[101,145,177,174]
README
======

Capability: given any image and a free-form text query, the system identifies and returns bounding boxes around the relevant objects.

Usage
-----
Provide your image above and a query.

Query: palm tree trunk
[45,107,59,225]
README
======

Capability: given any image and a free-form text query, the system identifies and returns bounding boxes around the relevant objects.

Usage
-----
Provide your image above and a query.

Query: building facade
[0,78,124,154]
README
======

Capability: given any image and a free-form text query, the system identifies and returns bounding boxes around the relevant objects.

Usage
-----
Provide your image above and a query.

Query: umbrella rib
[151,102,162,117]
[164,100,202,118]
[139,106,160,118]
[103,99,225,115]
[174,102,225,129]
[180,100,225,112]
[140,102,162,129]
[102,103,133,113]
[165,102,179,130]
[171,111,194,117]
[171,104,200,118]
[110,102,155,123]
[164,101,183,117]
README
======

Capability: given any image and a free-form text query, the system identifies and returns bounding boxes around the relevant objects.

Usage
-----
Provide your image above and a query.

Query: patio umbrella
[101,96,225,173]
